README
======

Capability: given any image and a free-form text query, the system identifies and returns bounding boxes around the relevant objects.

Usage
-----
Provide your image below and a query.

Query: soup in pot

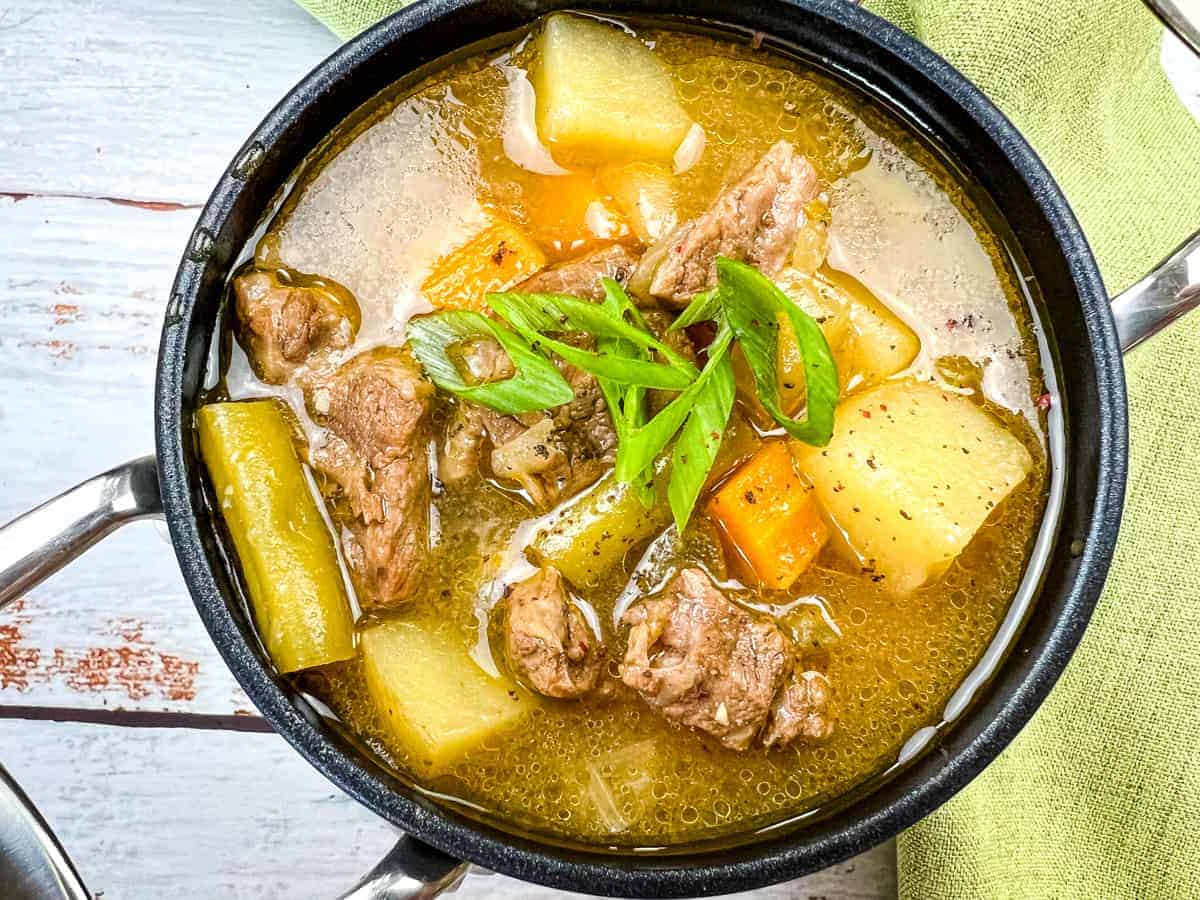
[198,13,1052,847]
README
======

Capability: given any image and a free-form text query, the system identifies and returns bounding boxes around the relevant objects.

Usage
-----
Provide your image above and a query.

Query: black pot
[2,1,1196,897]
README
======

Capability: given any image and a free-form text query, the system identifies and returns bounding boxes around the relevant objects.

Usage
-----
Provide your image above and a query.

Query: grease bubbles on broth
[211,14,1051,847]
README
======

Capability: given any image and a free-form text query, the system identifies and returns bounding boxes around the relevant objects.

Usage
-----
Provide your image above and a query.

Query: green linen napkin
[295,0,1200,895]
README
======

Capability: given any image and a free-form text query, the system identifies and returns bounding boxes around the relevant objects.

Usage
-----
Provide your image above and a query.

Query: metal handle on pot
[0,456,163,610]
[337,836,470,900]
[0,460,471,898]
[1111,230,1200,352]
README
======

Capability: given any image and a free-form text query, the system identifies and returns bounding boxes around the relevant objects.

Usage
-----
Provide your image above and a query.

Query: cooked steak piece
[620,568,791,750]
[550,359,618,460]
[516,244,639,300]
[309,347,434,608]
[504,566,605,698]
[762,669,835,747]
[233,269,357,383]
[643,141,820,306]
[436,339,615,509]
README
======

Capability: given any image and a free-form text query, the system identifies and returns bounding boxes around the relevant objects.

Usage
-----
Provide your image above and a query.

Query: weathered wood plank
[0,719,895,900]
[0,193,249,715]
[0,0,338,203]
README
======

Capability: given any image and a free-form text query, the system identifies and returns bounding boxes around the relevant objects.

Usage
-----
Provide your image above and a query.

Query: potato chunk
[775,268,851,353]
[599,162,679,243]
[361,620,532,774]
[793,380,1033,594]
[533,14,694,164]
[826,268,920,390]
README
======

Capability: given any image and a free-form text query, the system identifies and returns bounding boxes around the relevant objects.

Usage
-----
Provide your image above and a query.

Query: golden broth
[218,18,1051,847]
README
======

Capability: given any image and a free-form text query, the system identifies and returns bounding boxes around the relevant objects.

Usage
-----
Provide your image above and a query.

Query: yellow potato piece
[775,268,852,352]
[533,14,694,164]
[822,268,920,391]
[793,380,1033,594]
[599,162,679,243]
[361,620,532,775]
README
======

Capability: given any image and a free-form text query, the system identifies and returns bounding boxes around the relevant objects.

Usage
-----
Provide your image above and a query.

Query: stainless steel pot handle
[1110,230,1200,352]
[0,456,163,611]
[0,460,470,898]
[337,836,470,899]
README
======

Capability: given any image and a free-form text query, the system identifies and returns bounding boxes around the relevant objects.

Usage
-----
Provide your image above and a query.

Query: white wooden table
[0,2,896,897]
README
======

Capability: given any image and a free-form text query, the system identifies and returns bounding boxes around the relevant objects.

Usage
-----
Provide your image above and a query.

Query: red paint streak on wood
[48,647,200,703]
[105,197,200,212]
[1,190,201,211]
[0,599,39,691]
[21,339,77,359]
[0,605,201,704]
[46,619,200,702]
[51,302,81,325]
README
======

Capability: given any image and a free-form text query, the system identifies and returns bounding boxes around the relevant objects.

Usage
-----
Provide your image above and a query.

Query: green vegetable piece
[197,400,355,674]
[487,291,697,388]
[716,258,839,446]
[668,287,720,331]
[529,471,672,589]
[406,309,574,415]
[614,326,735,485]
[595,279,655,507]
[667,348,735,531]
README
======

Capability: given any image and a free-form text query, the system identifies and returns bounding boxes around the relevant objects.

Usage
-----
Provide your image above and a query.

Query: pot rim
[155,0,1128,895]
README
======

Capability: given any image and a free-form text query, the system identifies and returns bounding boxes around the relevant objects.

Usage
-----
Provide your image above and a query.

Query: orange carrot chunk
[421,220,547,311]
[707,442,829,590]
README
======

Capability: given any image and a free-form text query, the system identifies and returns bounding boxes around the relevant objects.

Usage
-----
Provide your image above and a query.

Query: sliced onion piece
[501,66,569,176]
[584,200,627,240]
[672,122,707,175]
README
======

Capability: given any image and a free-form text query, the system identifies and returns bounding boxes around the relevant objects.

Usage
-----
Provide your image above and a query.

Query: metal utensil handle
[1111,230,1200,353]
[0,763,91,900]
[337,836,470,900]
[0,456,163,610]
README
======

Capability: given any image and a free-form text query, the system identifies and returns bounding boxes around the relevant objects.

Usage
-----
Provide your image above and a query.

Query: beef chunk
[437,341,615,509]
[550,359,617,460]
[233,270,357,383]
[309,347,434,608]
[641,309,698,366]
[516,244,639,300]
[504,566,605,698]
[762,669,835,748]
[442,400,610,508]
[643,141,819,306]
[620,568,791,750]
